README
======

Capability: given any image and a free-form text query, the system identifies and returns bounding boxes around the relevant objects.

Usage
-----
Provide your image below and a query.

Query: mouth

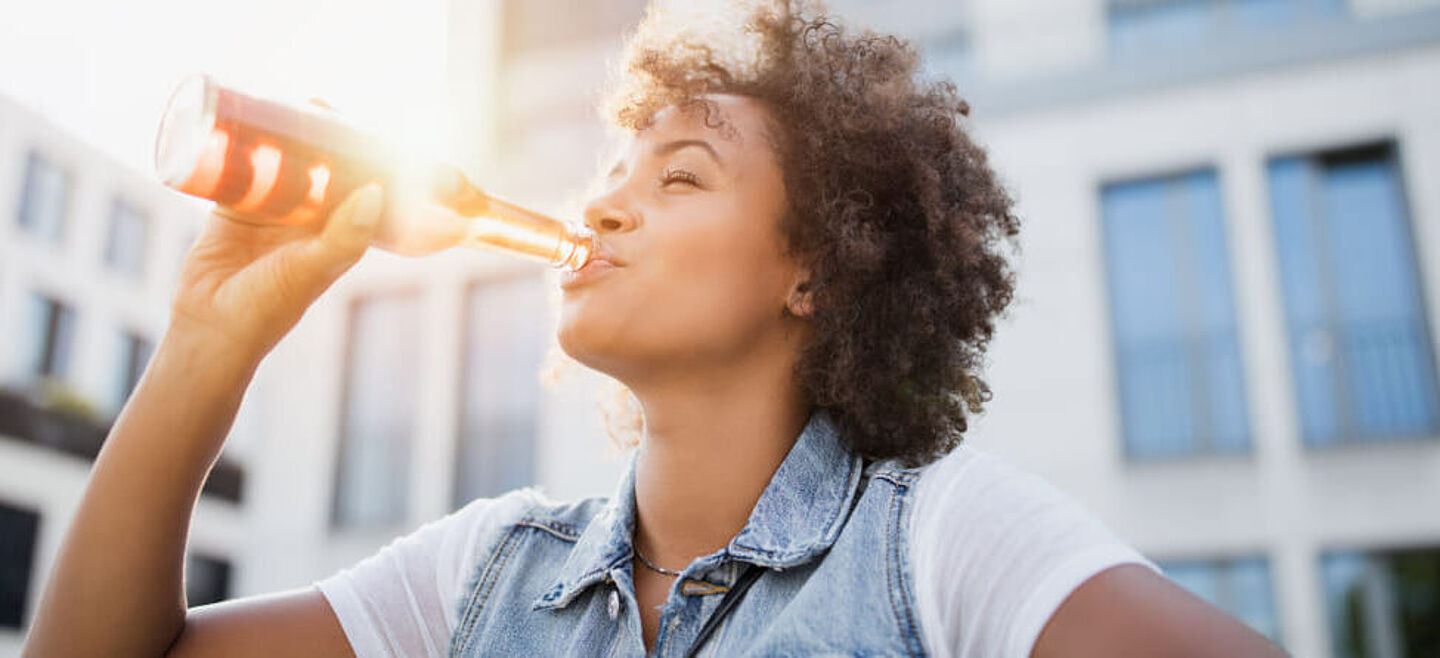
[560,244,623,290]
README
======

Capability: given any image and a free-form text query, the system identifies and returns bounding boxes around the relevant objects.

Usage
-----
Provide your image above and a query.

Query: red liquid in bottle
[154,74,593,269]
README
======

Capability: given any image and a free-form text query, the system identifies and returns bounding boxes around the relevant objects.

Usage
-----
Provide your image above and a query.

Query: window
[1321,546,1440,658]
[184,554,232,607]
[26,293,77,381]
[0,502,41,629]
[1160,556,1282,642]
[332,293,421,528]
[105,199,150,279]
[453,277,545,508]
[1100,169,1251,459]
[1267,142,1439,446]
[117,331,155,405]
[1108,0,1347,57]
[16,151,71,244]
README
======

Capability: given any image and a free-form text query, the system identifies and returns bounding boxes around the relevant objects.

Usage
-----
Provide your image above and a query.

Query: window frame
[1264,138,1440,447]
[1098,166,1254,461]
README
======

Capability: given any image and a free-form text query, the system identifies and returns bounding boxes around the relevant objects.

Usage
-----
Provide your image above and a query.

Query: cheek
[560,212,791,363]
[636,216,791,339]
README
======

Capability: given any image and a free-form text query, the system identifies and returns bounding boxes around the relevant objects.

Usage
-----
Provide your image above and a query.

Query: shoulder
[314,487,613,658]
[904,444,1158,658]
[906,441,1147,566]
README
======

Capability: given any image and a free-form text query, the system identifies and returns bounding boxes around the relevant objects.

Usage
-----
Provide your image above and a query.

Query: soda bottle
[153,74,593,269]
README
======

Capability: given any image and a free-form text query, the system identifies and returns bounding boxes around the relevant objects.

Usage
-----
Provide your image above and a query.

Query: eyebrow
[604,138,725,180]
[652,138,724,166]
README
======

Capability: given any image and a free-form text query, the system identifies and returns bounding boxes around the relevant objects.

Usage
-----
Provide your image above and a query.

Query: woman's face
[557,94,804,381]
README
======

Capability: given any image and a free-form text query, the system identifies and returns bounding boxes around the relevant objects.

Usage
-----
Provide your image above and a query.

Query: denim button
[608,590,620,620]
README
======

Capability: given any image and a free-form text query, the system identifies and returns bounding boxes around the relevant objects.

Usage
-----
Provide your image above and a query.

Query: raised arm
[1032,564,1290,658]
[22,185,384,657]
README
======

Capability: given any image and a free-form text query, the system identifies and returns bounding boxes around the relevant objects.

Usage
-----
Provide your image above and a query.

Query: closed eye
[660,166,701,188]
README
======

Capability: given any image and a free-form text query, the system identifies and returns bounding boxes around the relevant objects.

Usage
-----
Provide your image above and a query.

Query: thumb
[305,182,383,274]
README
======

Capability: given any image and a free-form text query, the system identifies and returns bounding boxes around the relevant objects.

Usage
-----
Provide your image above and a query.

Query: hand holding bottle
[169,183,385,365]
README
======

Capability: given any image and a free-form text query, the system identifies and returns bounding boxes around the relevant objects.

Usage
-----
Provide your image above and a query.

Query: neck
[627,352,810,573]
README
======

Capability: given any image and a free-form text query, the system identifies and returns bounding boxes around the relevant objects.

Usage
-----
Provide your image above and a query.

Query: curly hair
[598,0,1021,467]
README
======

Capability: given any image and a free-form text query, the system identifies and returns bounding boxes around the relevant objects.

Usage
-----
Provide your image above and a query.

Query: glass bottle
[153,74,593,270]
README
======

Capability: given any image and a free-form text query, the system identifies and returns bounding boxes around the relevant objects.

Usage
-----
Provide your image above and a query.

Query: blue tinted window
[104,199,150,279]
[1109,0,1348,56]
[1161,557,1283,642]
[1102,170,1251,459]
[16,151,69,244]
[1267,144,1439,445]
[26,293,77,381]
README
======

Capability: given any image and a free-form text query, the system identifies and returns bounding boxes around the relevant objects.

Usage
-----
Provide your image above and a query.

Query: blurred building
[0,94,249,654]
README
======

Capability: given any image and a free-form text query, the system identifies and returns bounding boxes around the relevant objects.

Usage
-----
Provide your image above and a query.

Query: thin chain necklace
[633,543,684,577]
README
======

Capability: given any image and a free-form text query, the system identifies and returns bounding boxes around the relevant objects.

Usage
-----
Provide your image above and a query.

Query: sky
[0,0,451,175]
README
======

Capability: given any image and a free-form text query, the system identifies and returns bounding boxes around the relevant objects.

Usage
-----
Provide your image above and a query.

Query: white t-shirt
[316,445,1157,657]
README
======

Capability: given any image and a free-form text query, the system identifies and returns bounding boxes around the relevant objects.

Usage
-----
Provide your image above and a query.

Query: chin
[556,303,620,374]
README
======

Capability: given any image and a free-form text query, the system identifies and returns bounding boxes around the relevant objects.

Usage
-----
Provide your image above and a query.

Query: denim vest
[448,411,928,657]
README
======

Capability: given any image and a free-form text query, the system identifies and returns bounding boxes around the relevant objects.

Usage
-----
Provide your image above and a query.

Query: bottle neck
[436,167,593,271]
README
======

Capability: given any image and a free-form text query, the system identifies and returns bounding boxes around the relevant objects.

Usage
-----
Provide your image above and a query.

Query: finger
[301,182,384,275]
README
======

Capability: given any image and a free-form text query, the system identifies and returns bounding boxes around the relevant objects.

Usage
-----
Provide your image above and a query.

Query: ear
[785,277,814,318]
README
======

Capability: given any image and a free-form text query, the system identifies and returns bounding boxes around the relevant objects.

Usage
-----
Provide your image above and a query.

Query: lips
[560,241,623,290]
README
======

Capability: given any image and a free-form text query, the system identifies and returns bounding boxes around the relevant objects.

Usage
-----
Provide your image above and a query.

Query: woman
[25,1,1287,656]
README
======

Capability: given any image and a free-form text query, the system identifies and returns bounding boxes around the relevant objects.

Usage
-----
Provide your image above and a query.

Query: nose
[582,187,640,235]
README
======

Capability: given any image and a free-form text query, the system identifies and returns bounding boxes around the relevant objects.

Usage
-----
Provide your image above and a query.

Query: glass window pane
[333,293,421,527]
[1268,156,1343,444]
[454,276,546,508]
[1322,154,1439,439]
[17,151,70,244]
[0,503,41,629]
[184,554,232,607]
[1231,0,1300,30]
[105,200,150,279]
[1104,178,1191,458]
[27,293,77,381]
[1109,0,1217,57]
[1102,170,1250,459]
[1179,171,1252,452]
[1268,144,1440,446]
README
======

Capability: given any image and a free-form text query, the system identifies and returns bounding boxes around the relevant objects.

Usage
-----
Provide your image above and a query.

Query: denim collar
[532,410,865,611]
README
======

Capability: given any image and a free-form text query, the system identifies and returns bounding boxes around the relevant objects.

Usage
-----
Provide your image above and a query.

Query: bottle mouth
[154,74,219,188]
[558,226,596,271]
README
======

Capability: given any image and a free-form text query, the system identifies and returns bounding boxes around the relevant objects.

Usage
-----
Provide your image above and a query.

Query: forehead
[634,94,775,154]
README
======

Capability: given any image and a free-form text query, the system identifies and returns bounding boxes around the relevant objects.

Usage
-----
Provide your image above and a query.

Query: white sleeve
[313,487,543,658]
[908,447,1159,658]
